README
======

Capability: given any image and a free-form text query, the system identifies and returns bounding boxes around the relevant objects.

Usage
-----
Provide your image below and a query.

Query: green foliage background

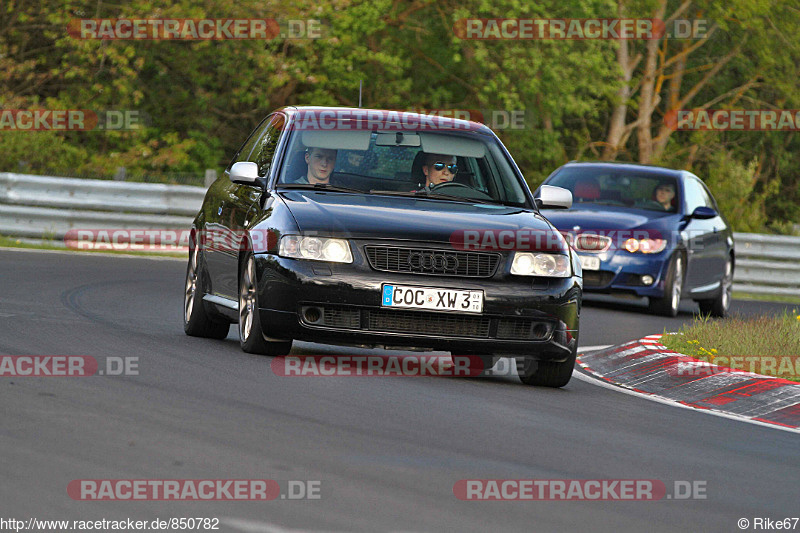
[1,0,798,231]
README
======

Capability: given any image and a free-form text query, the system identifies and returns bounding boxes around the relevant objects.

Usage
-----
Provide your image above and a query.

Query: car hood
[278,190,564,249]
[540,204,677,232]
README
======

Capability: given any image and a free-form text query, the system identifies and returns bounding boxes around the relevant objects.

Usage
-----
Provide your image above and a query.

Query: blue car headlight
[623,238,667,254]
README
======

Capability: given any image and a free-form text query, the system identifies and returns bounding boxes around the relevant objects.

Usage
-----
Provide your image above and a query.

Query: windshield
[547,166,680,212]
[277,127,529,207]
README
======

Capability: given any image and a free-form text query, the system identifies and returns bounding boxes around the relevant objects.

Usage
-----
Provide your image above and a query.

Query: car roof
[558,161,688,179]
[277,105,496,136]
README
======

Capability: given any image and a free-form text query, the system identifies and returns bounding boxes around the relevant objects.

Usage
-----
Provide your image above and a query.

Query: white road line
[223,517,420,533]
[577,345,613,352]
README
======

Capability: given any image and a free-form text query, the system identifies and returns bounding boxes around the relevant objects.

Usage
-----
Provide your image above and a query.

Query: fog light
[532,323,549,340]
[641,275,654,285]
[303,306,322,323]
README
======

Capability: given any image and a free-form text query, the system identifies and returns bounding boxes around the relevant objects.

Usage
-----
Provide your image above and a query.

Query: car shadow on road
[581,293,698,316]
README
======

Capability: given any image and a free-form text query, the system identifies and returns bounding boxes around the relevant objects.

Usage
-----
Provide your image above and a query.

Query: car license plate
[579,255,600,271]
[381,284,483,313]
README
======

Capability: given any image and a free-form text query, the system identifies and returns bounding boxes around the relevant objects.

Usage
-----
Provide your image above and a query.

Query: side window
[698,181,719,211]
[229,115,271,169]
[684,178,714,213]
[252,115,286,176]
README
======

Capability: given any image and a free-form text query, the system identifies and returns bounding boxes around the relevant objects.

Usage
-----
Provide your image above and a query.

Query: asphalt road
[1,248,798,533]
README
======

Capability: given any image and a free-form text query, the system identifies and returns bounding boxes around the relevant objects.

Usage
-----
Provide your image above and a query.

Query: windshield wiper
[278,183,365,194]
[369,189,496,205]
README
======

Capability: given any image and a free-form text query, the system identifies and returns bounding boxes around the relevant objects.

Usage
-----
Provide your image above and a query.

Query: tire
[184,243,230,339]
[648,253,684,317]
[517,346,576,388]
[238,253,292,356]
[697,257,733,317]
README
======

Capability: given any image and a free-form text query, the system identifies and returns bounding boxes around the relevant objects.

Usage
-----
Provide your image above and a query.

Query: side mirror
[229,162,262,186]
[535,185,573,209]
[690,206,717,219]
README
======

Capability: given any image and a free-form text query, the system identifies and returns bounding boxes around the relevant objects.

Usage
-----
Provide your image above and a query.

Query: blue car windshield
[277,126,529,207]
[548,167,680,212]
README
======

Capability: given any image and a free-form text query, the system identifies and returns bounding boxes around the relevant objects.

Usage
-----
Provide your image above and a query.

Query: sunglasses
[432,162,458,173]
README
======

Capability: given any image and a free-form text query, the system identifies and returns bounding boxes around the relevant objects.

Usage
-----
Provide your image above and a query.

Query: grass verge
[732,291,800,305]
[661,310,800,382]
[0,235,184,258]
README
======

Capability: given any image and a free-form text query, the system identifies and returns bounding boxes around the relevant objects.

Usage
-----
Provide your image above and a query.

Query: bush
[701,151,778,233]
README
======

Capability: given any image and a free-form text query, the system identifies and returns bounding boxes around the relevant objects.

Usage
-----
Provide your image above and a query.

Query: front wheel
[649,253,684,317]
[517,347,576,388]
[238,254,292,356]
[697,258,733,317]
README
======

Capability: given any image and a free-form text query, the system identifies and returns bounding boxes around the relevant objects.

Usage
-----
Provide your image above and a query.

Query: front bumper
[254,249,580,361]
[579,250,670,297]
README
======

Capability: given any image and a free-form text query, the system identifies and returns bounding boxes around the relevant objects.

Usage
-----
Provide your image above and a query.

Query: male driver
[654,181,676,211]
[422,153,458,189]
[301,147,337,184]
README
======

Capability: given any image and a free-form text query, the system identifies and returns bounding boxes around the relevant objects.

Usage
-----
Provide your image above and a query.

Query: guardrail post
[204,169,217,188]
[114,167,127,181]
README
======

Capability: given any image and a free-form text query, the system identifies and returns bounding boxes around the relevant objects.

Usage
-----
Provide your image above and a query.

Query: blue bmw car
[537,162,734,317]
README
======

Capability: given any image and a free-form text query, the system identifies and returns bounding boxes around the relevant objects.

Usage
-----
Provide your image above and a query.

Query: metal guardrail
[0,172,203,241]
[0,173,798,298]
[733,233,800,298]
[0,173,205,216]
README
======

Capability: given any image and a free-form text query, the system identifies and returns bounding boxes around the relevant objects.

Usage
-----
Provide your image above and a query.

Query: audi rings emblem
[407,251,459,271]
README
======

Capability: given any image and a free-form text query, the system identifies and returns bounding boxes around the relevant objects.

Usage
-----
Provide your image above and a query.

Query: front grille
[497,319,552,340]
[367,309,490,337]
[365,246,500,278]
[322,306,360,328]
[302,305,553,341]
[583,270,615,288]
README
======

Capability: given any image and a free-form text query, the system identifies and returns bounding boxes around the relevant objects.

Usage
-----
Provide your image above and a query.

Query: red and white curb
[576,334,800,433]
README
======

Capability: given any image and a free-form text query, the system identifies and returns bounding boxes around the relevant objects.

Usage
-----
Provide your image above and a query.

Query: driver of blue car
[653,181,676,211]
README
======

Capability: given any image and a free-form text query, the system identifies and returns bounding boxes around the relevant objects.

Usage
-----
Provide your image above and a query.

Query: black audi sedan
[538,161,734,317]
[184,107,582,387]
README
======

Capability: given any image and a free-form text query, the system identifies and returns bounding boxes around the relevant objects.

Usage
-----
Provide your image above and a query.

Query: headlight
[623,238,667,254]
[510,252,571,277]
[279,236,353,263]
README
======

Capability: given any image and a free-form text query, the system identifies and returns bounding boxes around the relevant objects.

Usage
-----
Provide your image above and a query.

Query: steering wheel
[430,181,472,192]
[639,200,668,210]
[429,181,494,201]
